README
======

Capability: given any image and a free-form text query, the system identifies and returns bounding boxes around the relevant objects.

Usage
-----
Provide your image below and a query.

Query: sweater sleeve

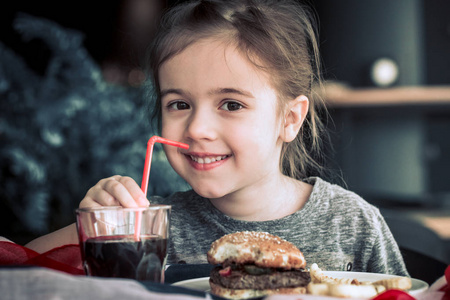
[366,212,409,276]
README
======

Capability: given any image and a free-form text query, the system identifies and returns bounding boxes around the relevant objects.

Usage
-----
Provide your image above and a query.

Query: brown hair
[147,0,329,180]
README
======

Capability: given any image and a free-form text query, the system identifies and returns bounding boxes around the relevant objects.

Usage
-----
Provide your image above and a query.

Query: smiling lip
[184,152,231,171]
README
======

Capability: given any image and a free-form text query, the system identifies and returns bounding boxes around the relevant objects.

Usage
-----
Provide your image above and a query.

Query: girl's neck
[208,174,312,221]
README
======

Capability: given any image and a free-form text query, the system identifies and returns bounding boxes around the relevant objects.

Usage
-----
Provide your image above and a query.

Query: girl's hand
[80,175,149,208]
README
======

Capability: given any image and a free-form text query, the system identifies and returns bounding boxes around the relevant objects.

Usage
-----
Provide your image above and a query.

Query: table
[0,265,211,300]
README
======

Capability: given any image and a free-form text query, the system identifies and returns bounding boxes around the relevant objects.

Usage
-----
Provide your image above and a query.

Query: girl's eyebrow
[160,87,255,99]
[209,87,255,98]
[160,88,185,98]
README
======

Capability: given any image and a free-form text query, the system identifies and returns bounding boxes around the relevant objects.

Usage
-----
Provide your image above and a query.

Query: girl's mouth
[184,153,231,170]
[188,155,229,164]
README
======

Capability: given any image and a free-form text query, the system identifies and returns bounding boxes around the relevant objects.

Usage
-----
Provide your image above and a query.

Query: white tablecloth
[0,267,206,300]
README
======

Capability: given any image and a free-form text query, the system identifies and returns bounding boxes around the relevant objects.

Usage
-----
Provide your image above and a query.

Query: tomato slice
[219,266,232,277]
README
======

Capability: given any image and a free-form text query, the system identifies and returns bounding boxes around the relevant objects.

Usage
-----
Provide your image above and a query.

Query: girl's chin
[191,186,228,200]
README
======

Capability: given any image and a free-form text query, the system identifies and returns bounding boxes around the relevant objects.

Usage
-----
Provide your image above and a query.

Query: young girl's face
[159,38,287,199]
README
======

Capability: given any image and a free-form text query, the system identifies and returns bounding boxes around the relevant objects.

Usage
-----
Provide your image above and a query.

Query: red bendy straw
[135,136,188,241]
[140,136,189,197]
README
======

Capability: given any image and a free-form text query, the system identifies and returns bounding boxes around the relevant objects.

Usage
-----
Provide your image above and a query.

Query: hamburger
[207,231,311,299]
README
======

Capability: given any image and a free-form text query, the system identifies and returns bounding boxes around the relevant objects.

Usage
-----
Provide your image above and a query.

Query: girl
[27,0,408,276]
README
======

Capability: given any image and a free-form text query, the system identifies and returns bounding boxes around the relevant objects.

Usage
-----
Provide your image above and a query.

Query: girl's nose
[185,109,217,141]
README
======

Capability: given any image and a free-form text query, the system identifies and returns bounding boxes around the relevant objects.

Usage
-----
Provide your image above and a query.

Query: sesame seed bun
[207,231,306,269]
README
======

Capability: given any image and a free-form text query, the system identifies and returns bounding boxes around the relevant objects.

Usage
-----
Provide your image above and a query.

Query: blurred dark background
[0,0,188,245]
[1,0,449,270]
[315,0,450,87]
[313,0,450,207]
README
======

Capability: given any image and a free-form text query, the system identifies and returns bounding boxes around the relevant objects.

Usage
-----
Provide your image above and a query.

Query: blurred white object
[370,58,399,87]
[0,237,14,243]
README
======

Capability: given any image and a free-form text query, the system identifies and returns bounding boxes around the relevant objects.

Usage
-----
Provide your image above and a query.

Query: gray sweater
[151,177,409,276]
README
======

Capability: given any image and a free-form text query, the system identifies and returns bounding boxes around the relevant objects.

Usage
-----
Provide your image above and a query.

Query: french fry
[310,263,357,285]
[307,282,386,298]
[306,283,329,295]
[372,277,412,291]
[328,283,386,298]
[308,263,412,298]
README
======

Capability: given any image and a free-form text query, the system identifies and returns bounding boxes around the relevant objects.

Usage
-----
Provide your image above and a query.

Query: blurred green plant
[0,13,188,242]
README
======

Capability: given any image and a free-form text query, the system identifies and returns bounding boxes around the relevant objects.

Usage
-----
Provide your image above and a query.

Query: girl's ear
[282,95,309,142]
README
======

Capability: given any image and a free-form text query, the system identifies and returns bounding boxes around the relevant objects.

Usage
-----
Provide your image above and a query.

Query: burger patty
[210,266,311,290]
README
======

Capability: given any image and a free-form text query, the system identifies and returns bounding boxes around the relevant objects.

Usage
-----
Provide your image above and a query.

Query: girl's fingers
[79,196,102,209]
[80,184,120,208]
[117,176,149,207]
[80,175,147,209]
[102,176,139,208]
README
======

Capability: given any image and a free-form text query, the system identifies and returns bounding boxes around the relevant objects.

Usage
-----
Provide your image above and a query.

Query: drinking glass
[76,205,171,282]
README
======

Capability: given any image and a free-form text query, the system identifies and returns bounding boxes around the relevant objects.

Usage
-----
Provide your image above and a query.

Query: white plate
[172,271,428,297]
[172,277,212,292]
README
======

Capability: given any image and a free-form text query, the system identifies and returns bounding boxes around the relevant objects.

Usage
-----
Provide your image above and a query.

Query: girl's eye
[168,101,190,110]
[220,101,243,111]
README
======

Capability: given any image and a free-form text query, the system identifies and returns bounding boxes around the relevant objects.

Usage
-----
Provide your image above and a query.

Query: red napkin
[0,241,85,275]
[372,265,450,300]
[372,289,415,300]
[439,265,450,299]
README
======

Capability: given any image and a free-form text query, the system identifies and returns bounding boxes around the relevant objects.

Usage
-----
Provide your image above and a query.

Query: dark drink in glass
[82,234,168,282]
[76,205,171,282]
